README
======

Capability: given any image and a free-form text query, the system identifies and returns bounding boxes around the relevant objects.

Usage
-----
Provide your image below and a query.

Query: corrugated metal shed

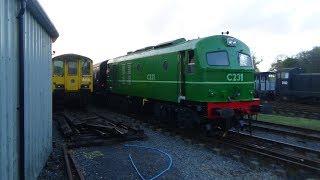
[23,10,53,179]
[0,0,58,179]
[0,0,20,179]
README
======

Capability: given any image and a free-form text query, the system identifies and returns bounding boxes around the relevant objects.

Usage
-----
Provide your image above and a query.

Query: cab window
[238,53,252,67]
[81,60,90,75]
[68,61,77,75]
[188,50,195,65]
[187,50,195,73]
[206,51,229,66]
[53,60,64,76]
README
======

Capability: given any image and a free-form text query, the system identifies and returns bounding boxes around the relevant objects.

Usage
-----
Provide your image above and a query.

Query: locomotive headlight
[55,84,64,89]
[81,84,89,89]
[226,37,237,46]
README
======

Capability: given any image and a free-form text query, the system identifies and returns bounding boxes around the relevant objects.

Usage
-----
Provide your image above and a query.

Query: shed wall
[23,10,53,179]
[0,0,54,179]
[0,0,20,179]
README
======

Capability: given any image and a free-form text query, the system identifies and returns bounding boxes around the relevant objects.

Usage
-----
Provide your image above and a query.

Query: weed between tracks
[258,114,320,131]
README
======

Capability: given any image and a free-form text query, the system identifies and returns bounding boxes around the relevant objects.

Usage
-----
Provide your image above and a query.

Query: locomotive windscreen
[206,51,229,66]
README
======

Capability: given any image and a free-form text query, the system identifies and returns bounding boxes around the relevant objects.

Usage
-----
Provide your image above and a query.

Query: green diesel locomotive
[97,35,260,131]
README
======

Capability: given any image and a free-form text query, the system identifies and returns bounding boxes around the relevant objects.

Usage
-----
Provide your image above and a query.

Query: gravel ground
[71,107,280,179]
[39,106,298,179]
[38,115,67,180]
[73,128,279,179]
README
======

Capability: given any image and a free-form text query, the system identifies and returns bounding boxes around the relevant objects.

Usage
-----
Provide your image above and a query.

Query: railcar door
[65,60,79,91]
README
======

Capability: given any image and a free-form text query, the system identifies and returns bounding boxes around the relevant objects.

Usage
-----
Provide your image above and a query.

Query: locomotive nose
[228,86,241,101]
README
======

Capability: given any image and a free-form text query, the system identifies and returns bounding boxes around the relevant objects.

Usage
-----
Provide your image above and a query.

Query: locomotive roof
[108,35,232,64]
[93,60,108,68]
[53,53,93,62]
[298,73,320,75]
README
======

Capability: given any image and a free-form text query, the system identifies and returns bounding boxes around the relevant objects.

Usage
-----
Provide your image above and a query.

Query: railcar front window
[206,51,229,66]
[239,53,252,67]
[68,61,77,75]
[53,60,64,76]
[82,60,90,75]
[281,72,289,79]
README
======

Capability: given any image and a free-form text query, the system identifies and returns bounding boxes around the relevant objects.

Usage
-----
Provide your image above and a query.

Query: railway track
[220,132,320,173]
[270,101,320,120]
[245,120,320,141]
[54,109,147,180]
[54,110,146,148]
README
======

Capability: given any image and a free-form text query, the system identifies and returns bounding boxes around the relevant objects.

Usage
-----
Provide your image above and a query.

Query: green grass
[258,114,320,131]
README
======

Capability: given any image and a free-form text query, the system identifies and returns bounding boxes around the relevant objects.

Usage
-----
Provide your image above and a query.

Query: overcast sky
[39,0,320,71]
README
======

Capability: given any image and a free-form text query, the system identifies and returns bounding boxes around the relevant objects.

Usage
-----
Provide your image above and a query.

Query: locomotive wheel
[153,102,162,121]
[153,103,175,124]
[160,105,174,124]
[120,98,129,113]
[129,97,142,114]
[176,108,199,129]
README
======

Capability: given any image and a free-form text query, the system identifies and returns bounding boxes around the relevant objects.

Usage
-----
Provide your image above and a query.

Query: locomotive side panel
[108,52,181,102]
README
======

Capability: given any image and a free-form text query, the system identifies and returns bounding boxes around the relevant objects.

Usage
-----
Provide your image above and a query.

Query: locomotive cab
[181,36,260,126]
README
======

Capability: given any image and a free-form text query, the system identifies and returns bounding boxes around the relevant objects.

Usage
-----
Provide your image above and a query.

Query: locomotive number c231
[226,73,244,82]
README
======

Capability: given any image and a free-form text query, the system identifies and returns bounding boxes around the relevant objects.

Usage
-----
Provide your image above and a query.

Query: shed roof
[26,0,59,41]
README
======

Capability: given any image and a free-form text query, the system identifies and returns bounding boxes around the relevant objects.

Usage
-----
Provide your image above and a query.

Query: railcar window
[53,60,64,76]
[206,51,229,66]
[238,53,253,67]
[281,72,289,79]
[268,74,276,81]
[68,61,77,75]
[81,60,90,75]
